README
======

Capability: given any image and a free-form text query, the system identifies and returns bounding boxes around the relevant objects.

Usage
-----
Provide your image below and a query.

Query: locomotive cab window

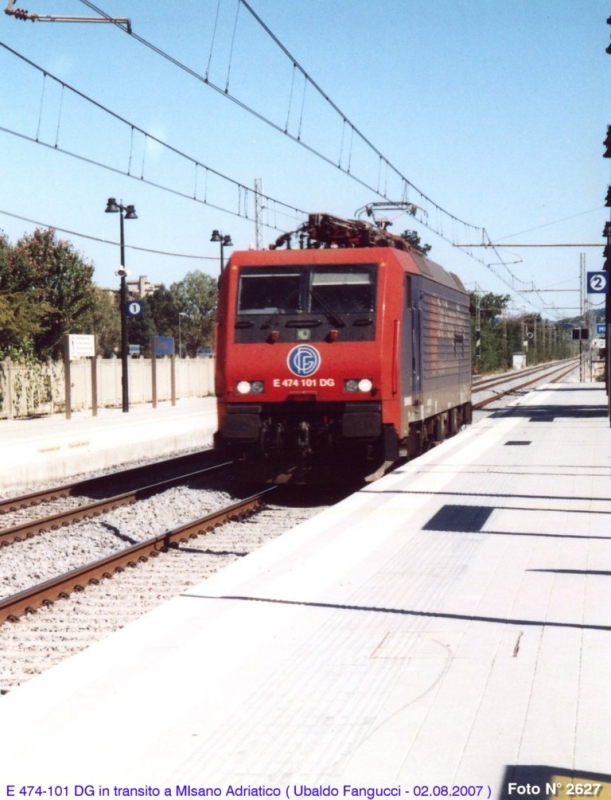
[310,268,375,313]
[238,270,301,314]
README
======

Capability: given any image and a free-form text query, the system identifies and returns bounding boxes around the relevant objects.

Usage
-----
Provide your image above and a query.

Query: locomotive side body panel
[400,267,471,436]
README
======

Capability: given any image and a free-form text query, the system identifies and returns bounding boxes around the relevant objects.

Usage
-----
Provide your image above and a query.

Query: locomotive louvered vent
[423,505,493,533]
[505,440,531,445]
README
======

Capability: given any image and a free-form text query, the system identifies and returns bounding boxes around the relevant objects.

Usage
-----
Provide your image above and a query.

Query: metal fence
[0,357,215,419]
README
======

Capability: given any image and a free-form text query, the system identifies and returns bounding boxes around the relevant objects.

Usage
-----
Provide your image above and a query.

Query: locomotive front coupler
[297,421,312,458]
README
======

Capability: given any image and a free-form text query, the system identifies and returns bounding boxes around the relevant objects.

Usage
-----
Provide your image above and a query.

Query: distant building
[101,275,161,299]
[126,275,161,298]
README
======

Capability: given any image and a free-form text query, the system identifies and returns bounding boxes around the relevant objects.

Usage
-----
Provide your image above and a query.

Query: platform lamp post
[105,197,138,413]
[211,229,233,272]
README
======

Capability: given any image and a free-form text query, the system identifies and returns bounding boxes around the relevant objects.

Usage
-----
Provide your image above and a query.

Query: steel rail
[472,358,578,393]
[549,364,581,384]
[0,487,275,624]
[0,461,233,546]
[473,361,579,409]
[0,450,216,516]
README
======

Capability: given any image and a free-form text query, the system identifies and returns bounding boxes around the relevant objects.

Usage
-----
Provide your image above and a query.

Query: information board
[587,272,609,294]
[68,334,95,359]
[126,300,144,317]
[154,336,175,356]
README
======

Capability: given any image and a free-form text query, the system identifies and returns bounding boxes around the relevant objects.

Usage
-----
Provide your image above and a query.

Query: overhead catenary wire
[224,0,241,94]
[0,42,308,234]
[1,120,274,227]
[206,0,222,82]
[0,208,217,260]
[284,63,296,134]
[35,71,46,142]
[10,5,569,316]
[494,207,604,242]
[54,82,64,149]
[74,0,561,316]
[77,0,478,234]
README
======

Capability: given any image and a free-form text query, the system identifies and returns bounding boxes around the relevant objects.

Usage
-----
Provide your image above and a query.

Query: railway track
[0,488,274,625]
[472,357,579,409]
[472,359,571,391]
[0,449,218,515]
[0,481,342,694]
[0,460,233,547]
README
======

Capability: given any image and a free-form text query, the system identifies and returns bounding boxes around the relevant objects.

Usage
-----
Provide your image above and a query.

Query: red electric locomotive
[214,213,472,482]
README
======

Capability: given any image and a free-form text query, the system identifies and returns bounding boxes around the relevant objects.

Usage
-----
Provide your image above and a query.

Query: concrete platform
[1,382,611,796]
[0,397,218,491]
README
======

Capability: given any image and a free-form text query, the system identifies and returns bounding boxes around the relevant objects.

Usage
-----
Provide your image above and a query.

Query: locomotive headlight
[236,380,264,395]
[344,378,373,393]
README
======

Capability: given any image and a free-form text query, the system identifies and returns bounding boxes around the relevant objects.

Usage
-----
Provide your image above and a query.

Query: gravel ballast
[0,468,344,694]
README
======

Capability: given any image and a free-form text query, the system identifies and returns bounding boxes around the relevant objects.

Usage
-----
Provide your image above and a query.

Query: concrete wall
[0,357,215,419]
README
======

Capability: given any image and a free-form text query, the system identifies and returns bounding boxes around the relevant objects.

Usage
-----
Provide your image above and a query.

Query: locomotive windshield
[310,269,374,313]
[238,271,302,314]
[237,265,375,315]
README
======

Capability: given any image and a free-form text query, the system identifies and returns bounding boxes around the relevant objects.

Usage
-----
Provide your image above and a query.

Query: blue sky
[1,0,609,319]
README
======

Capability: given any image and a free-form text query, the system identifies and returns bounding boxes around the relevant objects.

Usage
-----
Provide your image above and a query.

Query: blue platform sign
[586,272,609,294]
[596,323,607,337]
[126,299,144,317]
[154,336,175,356]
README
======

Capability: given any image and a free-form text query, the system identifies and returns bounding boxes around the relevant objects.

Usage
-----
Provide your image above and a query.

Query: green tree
[147,285,178,338]
[400,230,431,255]
[0,230,53,360]
[0,291,52,360]
[2,228,96,360]
[170,271,218,356]
[469,292,511,320]
[90,288,121,357]
[470,292,511,373]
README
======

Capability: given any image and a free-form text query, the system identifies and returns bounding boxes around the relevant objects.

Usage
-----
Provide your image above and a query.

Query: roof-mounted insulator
[5,4,30,19]
[4,0,131,32]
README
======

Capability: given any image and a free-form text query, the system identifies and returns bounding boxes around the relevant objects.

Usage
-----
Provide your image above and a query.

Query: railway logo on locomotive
[287,344,321,377]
